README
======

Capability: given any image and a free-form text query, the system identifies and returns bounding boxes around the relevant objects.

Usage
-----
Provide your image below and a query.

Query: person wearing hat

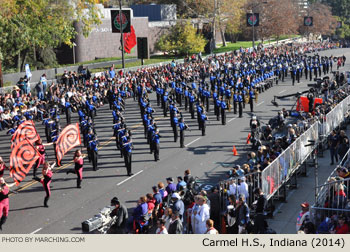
[296,202,310,233]
[237,176,249,202]
[166,177,176,196]
[171,192,184,221]
[109,198,128,234]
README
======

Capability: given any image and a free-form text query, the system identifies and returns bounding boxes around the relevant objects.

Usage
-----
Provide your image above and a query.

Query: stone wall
[74,17,150,62]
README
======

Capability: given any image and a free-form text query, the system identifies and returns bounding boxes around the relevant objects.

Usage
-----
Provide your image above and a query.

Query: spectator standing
[155,219,168,234]
[205,219,219,234]
[328,130,339,165]
[168,211,183,234]
[161,208,172,231]
[171,193,184,221]
[253,188,267,234]
[193,195,210,234]
[296,202,310,233]
[236,195,250,234]
[208,186,221,231]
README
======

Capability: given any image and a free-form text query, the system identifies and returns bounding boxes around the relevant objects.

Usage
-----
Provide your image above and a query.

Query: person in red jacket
[34,161,55,207]
[0,177,15,230]
[146,193,155,214]
[331,216,349,234]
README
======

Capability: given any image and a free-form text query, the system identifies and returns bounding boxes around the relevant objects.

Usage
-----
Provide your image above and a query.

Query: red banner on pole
[56,123,81,166]
[10,139,41,185]
[123,25,137,54]
[11,120,40,148]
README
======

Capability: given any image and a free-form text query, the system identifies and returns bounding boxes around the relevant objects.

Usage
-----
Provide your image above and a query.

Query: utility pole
[119,0,125,69]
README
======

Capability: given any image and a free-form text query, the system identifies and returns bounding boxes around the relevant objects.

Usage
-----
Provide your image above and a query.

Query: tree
[156,20,207,55]
[336,17,350,39]
[0,0,108,72]
[244,0,300,42]
[299,2,337,38]
[317,0,350,18]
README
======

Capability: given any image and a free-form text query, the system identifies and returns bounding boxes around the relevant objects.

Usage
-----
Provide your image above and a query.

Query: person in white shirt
[237,177,249,201]
[193,195,210,234]
[155,219,168,234]
[205,219,219,234]
[228,179,237,197]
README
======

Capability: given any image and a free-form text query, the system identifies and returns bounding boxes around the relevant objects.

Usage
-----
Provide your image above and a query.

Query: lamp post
[249,1,268,50]
[119,0,125,69]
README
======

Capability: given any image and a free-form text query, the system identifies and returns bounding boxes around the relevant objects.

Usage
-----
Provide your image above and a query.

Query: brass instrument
[244,95,249,104]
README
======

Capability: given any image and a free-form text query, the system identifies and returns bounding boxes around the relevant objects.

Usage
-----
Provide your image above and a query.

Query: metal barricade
[311,177,350,228]
[262,122,319,200]
[220,171,262,207]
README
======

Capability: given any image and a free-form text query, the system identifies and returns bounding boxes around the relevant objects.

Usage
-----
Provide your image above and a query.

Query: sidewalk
[268,127,350,234]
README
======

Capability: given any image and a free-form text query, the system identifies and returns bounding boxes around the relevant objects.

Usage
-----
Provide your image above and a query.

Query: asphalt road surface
[1,48,350,234]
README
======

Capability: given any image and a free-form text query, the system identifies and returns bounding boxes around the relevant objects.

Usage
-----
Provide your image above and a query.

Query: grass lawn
[90,56,176,73]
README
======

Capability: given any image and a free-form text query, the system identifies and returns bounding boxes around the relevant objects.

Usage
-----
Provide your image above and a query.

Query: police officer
[178,117,189,148]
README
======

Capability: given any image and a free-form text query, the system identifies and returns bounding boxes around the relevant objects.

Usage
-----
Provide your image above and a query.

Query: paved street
[0,48,349,234]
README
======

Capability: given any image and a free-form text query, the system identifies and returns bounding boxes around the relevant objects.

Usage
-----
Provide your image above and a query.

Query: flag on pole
[123,25,137,54]
[11,120,40,148]
[56,123,81,166]
[10,139,41,185]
